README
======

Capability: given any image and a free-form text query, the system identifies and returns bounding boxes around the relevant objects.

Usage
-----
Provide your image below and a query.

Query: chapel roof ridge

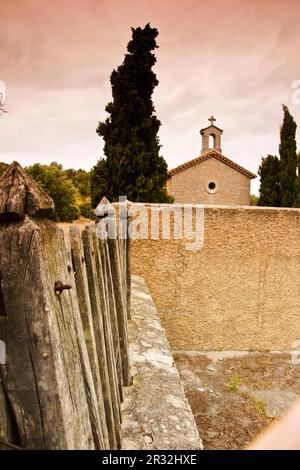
[168,149,256,179]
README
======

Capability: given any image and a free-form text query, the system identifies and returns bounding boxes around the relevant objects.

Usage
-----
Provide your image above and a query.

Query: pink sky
[0,0,300,194]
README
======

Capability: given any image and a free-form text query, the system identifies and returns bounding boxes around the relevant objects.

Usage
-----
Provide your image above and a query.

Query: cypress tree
[279,105,297,207]
[257,155,281,206]
[91,24,171,206]
[294,153,300,207]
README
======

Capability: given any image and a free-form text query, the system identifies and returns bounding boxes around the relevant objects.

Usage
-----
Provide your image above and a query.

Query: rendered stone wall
[131,205,300,351]
[167,157,251,205]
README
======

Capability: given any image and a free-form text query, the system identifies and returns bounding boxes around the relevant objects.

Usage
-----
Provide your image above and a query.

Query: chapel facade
[166,117,256,205]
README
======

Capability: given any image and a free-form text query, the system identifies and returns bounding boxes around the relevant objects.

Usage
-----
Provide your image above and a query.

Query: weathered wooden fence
[0,162,131,450]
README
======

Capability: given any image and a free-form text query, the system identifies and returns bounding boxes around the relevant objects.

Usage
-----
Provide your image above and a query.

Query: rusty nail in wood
[54,281,72,295]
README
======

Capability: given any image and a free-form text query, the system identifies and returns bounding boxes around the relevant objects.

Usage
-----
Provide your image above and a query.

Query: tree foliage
[91,24,171,206]
[26,163,80,221]
[258,155,281,207]
[65,168,91,198]
[279,105,298,207]
[250,194,259,206]
[0,161,93,221]
[293,153,300,207]
[90,159,109,207]
[258,105,298,207]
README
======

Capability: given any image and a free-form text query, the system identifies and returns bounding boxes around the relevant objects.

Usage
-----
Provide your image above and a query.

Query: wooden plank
[126,234,132,320]
[107,230,131,387]
[0,162,53,222]
[46,223,104,449]
[82,226,118,449]
[101,238,123,401]
[89,226,122,446]
[119,238,127,319]
[69,225,109,449]
[0,290,19,449]
[0,165,133,450]
[95,230,123,404]
[0,372,20,450]
[120,237,129,322]
[0,218,95,449]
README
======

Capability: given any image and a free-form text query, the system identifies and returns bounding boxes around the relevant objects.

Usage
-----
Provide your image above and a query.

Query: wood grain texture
[0,165,131,449]
[69,225,109,449]
[0,219,99,448]
[82,226,118,449]
[0,162,54,222]
[108,235,131,387]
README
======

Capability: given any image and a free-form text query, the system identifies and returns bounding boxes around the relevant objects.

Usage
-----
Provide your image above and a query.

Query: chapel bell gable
[200,116,223,155]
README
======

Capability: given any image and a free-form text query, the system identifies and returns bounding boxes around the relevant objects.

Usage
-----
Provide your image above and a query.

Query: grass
[226,374,241,393]
[240,392,269,420]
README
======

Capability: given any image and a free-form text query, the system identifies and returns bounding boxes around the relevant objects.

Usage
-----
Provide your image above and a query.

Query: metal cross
[209,115,216,125]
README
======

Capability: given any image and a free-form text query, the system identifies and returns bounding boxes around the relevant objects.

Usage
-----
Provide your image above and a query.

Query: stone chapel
[166,117,256,205]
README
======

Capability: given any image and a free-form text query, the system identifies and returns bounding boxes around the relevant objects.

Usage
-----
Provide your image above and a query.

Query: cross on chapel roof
[209,115,216,125]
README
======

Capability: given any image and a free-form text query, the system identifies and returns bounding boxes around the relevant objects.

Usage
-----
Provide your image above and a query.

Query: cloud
[0,0,300,195]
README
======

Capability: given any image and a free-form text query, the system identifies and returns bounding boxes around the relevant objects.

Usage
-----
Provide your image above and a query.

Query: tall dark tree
[91,24,171,206]
[294,152,300,207]
[279,105,297,207]
[257,155,281,206]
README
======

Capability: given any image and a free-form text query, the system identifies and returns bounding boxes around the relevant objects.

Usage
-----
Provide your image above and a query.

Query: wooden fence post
[82,225,121,449]
[99,234,123,401]
[0,162,105,449]
[90,228,122,418]
[126,229,131,320]
[106,221,131,387]
[69,225,109,448]
[0,164,132,450]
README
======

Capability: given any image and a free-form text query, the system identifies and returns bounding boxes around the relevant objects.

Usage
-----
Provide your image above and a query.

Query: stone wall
[122,275,202,450]
[131,205,300,351]
[167,157,251,205]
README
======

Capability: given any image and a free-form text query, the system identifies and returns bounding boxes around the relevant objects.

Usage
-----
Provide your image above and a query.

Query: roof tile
[168,150,256,179]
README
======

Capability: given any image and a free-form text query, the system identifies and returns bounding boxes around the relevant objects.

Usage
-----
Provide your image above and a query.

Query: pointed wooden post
[0,161,54,222]
[95,198,131,387]
[69,225,110,448]
[0,162,104,449]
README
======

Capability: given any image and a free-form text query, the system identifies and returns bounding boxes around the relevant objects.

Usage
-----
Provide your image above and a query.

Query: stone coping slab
[121,275,202,450]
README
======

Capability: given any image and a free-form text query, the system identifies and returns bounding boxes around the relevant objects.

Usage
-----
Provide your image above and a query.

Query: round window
[205,180,218,194]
